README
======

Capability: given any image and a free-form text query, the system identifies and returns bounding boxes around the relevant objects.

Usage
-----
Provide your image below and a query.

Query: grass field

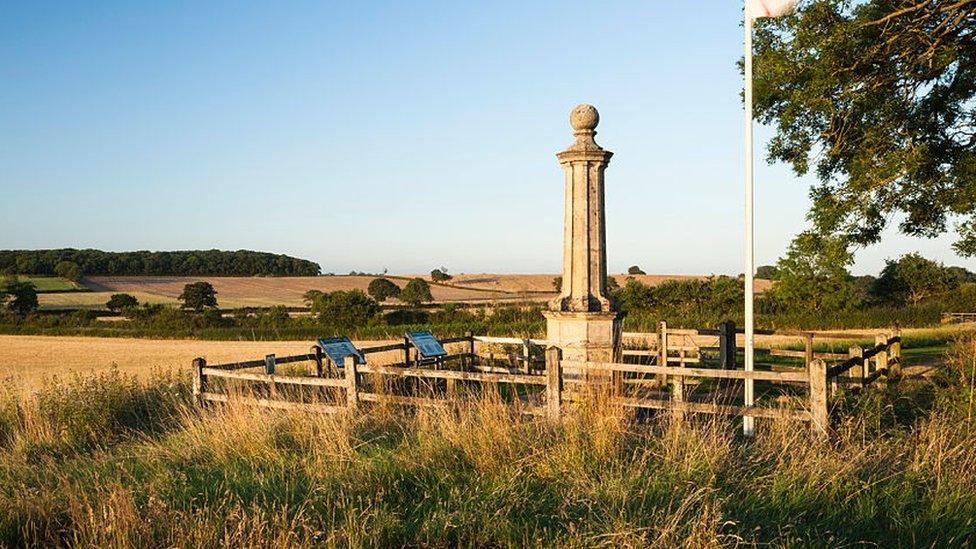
[0,336,973,546]
[16,276,86,293]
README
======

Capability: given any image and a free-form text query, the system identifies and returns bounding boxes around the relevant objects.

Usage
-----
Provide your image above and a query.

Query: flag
[746,0,798,20]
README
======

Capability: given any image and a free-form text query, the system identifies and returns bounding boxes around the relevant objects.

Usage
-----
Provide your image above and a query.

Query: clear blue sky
[1,1,968,275]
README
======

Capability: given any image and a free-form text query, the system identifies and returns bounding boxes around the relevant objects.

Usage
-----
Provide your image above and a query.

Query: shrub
[430,268,452,282]
[312,290,380,328]
[105,293,139,313]
[627,265,646,275]
[368,278,401,301]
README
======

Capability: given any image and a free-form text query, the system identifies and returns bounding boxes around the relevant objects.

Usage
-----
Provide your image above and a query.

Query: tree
[770,232,860,312]
[368,278,401,301]
[400,278,433,307]
[311,290,380,328]
[627,265,646,275]
[752,1,976,254]
[430,268,452,282]
[302,290,325,307]
[54,260,82,282]
[756,265,779,280]
[105,293,138,313]
[178,282,218,311]
[2,280,38,316]
[552,276,562,292]
[872,253,957,306]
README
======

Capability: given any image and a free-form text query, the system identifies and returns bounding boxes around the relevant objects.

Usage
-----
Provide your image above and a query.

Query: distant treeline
[0,249,321,277]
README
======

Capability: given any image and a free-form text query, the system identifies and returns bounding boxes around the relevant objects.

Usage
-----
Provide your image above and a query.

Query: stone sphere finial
[570,104,599,133]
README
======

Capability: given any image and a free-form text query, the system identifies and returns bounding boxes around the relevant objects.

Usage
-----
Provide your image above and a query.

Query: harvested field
[83,275,533,309]
[0,335,394,390]
[67,274,770,311]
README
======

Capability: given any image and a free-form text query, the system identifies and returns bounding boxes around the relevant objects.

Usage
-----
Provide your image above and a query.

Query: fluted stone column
[544,104,621,363]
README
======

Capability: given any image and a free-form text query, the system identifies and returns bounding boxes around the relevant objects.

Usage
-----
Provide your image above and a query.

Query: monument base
[543,311,622,363]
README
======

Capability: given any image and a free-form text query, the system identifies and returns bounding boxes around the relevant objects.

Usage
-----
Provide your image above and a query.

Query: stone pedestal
[546,104,621,363]
[544,311,622,363]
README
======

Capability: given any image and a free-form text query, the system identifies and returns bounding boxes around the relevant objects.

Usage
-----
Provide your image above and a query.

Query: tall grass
[1,343,975,546]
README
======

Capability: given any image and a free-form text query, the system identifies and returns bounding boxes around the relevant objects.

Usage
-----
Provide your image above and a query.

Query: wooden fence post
[311,346,324,378]
[345,356,359,411]
[849,346,864,387]
[804,333,814,370]
[546,347,563,421]
[403,337,411,367]
[889,327,902,379]
[809,358,829,436]
[465,331,475,367]
[265,354,277,398]
[875,333,889,384]
[658,321,669,386]
[523,338,531,374]
[192,357,207,405]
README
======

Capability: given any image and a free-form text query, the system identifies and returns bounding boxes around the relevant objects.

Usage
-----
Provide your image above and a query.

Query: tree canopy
[178,282,218,312]
[106,293,139,313]
[872,252,959,305]
[770,232,860,312]
[2,280,39,316]
[0,249,321,277]
[753,0,976,254]
[401,278,433,307]
[311,290,380,328]
[368,278,401,302]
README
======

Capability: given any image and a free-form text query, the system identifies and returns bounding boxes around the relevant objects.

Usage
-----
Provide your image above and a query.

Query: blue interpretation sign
[317,337,365,367]
[406,331,448,359]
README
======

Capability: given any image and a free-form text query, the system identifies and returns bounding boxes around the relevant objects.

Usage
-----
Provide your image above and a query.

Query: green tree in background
[771,232,859,312]
[401,278,433,307]
[756,265,779,280]
[752,1,976,254]
[54,260,82,282]
[872,253,958,306]
[311,290,379,328]
[2,280,39,316]
[628,266,646,275]
[178,282,218,312]
[552,277,562,292]
[430,268,452,282]
[105,293,138,313]
[368,278,401,302]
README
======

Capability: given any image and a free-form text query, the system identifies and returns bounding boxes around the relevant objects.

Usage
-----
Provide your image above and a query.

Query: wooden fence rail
[193,328,902,437]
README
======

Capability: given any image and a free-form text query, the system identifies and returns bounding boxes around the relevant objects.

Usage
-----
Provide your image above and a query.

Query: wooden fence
[193,329,902,435]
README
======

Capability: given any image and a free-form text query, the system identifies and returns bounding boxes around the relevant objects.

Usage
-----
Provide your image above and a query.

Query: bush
[430,268,452,282]
[368,278,401,301]
[105,293,138,313]
[312,290,380,328]
[627,265,646,275]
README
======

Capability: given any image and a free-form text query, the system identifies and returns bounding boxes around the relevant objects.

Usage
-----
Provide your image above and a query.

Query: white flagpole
[743,13,756,437]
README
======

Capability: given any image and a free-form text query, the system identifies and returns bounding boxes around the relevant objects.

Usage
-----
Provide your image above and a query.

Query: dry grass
[0,352,974,546]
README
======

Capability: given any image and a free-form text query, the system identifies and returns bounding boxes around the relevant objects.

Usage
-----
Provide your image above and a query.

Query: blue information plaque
[406,331,448,359]
[317,337,365,367]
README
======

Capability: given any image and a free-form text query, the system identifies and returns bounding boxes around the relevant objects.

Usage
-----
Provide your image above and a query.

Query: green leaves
[753,0,976,252]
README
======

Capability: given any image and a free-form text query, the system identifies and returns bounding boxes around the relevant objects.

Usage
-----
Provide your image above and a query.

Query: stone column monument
[544,104,622,363]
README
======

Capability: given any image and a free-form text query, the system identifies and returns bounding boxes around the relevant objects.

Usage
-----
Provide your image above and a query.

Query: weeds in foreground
[0,344,975,547]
